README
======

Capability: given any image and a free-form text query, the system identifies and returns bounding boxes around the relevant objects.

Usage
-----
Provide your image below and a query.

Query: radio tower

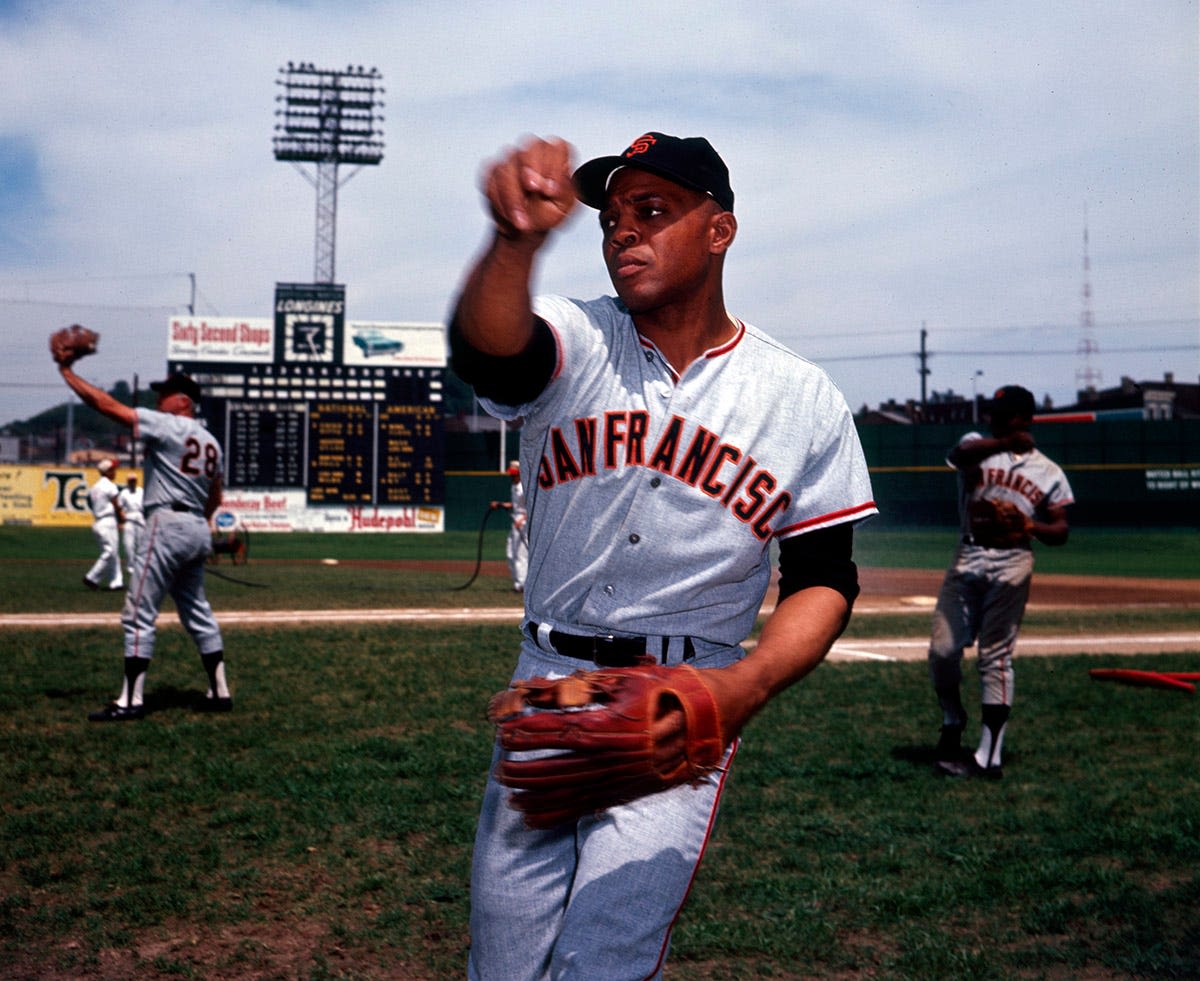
[1075,204,1102,394]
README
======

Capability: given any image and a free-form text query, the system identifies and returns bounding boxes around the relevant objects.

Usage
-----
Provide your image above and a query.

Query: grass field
[1,525,1197,979]
[5,523,1198,577]
[1,524,1196,618]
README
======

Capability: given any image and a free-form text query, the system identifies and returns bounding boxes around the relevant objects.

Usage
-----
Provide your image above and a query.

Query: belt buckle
[591,633,616,657]
[592,635,627,667]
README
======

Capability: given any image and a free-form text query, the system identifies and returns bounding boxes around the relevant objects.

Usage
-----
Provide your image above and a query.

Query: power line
[190,284,222,316]
[0,271,197,313]
[0,297,180,313]
[813,343,1198,363]
[936,344,1199,356]
[0,272,192,286]
[796,315,1198,341]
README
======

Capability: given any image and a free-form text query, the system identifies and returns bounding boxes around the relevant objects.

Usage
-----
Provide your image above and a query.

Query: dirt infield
[269,558,1200,612]
[4,562,1197,659]
[855,566,1200,612]
[833,567,1200,661]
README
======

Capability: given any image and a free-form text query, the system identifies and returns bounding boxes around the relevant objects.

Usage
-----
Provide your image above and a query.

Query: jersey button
[650,477,661,488]
[603,584,615,596]
[628,533,640,544]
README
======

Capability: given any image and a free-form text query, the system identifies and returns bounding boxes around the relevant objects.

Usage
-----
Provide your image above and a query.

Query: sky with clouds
[0,0,1196,429]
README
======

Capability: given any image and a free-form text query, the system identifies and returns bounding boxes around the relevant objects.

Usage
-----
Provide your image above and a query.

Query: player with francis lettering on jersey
[929,385,1074,779]
[55,356,231,722]
[450,131,877,979]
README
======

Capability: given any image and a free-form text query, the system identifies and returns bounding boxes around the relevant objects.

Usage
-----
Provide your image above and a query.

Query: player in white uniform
[55,363,230,722]
[83,459,124,591]
[489,460,530,591]
[929,385,1073,778]
[492,459,530,592]
[451,132,877,979]
[117,473,146,582]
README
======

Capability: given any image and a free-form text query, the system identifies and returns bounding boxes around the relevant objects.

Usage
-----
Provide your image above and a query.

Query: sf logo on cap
[625,134,657,157]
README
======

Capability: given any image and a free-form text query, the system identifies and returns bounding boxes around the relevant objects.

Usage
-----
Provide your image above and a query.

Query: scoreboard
[185,364,444,506]
[166,283,447,512]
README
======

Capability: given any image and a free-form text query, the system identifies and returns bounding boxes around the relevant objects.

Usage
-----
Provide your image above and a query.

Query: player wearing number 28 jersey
[120,383,226,689]
[56,358,231,722]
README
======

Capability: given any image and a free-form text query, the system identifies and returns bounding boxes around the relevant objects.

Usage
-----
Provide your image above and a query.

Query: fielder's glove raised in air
[487,663,727,829]
[968,497,1033,549]
[49,324,100,367]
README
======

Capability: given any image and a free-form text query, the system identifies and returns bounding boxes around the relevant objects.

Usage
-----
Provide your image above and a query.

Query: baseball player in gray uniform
[929,385,1073,778]
[117,473,146,582]
[56,361,230,722]
[451,131,877,979]
[83,459,124,591]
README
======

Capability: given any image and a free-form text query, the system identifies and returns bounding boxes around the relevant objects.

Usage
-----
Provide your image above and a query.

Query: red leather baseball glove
[49,324,99,367]
[487,663,727,829]
[968,497,1033,548]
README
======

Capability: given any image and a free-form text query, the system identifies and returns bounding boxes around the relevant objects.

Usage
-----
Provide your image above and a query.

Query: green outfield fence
[443,419,1200,530]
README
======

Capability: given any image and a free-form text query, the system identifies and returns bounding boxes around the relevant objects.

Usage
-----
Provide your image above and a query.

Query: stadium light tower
[273,62,385,284]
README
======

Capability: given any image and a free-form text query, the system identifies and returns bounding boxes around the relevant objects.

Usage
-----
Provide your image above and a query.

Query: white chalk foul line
[825,633,1200,662]
[2,611,1197,661]
[0,608,528,629]
[827,646,900,662]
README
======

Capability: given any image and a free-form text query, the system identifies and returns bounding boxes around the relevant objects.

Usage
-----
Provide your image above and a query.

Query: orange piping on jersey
[635,318,745,378]
[704,318,746,358]
[540,316,567,384]
[774,500,879,539]
[125,515,158,658]
[645,738,740,980]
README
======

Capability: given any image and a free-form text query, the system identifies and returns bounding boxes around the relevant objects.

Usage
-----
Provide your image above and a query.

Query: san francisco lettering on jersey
[981,466,1046,507]
[535,409,791,541]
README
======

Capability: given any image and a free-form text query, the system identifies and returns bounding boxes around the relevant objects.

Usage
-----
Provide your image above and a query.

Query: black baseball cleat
[88,702,145,722]
[194,695,233,713]
[935,758,1003,780]
[935,723,965,762]
[82,576,100,591]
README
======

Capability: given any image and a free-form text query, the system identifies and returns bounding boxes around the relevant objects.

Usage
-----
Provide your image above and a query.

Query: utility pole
[65,398,74,464]
[1075,204,1102,395]
[918,323,931,414]
[131,373,139,469]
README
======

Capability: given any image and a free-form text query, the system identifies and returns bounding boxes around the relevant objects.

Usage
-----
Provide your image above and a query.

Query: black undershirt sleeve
[777,522,860,611]
[448,315,557,407]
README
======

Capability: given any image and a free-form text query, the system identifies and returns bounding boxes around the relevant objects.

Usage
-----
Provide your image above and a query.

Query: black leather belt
[527,622,695,666]
[149,502,201,516]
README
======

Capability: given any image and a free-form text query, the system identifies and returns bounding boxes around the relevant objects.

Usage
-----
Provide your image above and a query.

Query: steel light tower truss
[274,62,385,283]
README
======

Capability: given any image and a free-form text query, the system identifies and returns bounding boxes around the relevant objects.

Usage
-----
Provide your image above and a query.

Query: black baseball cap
[151,372,202,403]
[989,385,1036,419]
[573,132,735,213]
